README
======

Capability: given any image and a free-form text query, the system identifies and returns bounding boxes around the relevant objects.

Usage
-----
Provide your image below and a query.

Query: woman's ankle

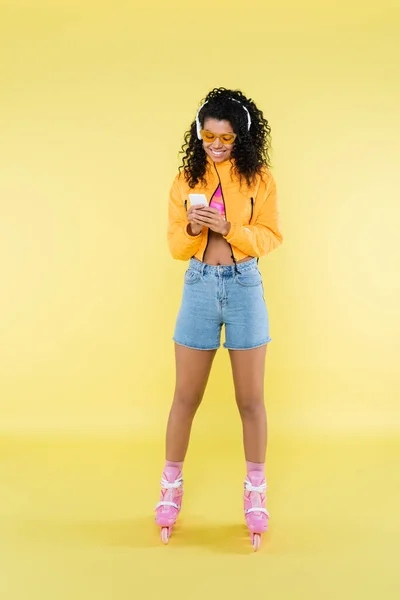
[246,461,265,475]
[165,460,184,471]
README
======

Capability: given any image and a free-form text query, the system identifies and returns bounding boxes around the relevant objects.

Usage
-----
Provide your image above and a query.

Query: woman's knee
[237,397,265,420]
[172,389,203,416]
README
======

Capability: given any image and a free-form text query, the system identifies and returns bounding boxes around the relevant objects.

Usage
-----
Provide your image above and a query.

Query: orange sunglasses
[200,130,237,145]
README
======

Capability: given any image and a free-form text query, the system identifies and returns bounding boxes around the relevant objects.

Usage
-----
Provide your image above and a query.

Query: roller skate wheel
[161,527,171,545]
[252,533,261,552]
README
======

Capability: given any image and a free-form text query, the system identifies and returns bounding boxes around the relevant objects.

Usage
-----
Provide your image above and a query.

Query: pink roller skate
[154,467,184,544]
[244,471,269,551]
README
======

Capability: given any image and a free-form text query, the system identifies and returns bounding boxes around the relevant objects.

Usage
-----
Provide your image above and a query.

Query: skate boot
[154,466,184,544]
[244,471,269,551]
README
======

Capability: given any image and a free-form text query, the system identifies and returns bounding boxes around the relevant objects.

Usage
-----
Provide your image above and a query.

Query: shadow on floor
[9,515,276,555]
[8,511,374,557]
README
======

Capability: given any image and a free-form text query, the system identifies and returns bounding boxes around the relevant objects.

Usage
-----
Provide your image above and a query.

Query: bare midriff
[203,231,251,265]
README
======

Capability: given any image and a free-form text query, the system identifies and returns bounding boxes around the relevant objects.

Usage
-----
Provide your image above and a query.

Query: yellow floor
[0,434,399,599]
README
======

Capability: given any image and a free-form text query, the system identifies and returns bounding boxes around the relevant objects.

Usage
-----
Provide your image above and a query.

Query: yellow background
[1,0,399,598]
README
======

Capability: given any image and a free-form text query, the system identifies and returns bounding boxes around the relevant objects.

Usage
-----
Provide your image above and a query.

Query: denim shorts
[173,258,271,351]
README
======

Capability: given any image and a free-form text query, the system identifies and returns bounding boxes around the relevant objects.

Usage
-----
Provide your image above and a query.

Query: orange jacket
[168,157,283,262]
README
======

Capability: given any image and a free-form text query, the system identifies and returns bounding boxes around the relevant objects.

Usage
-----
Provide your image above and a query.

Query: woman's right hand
[187,206,205,236]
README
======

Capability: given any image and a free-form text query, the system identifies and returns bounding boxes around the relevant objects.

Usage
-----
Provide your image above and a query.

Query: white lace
[156,476,183,510]
[244,478,269,516]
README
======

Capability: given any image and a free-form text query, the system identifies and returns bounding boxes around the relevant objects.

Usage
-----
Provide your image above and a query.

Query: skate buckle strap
[155,476,183,511]
[245,507,270,516]
[244,478,269,517]
[160,476,183,490]
[156,501,180,510]
[244,479,267,494]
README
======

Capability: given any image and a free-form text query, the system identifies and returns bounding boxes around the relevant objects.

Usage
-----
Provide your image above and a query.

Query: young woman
[155,88,283,550]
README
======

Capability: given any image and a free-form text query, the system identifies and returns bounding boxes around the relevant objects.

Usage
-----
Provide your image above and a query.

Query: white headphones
[196,98,252,140]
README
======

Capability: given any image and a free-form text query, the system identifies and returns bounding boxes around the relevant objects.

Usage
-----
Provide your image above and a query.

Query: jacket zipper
[202,189,215,261]
[209,163,236,265]
[250,197,254,222]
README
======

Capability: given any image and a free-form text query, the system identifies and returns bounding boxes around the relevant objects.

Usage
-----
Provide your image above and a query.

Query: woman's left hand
[192,207,231,236]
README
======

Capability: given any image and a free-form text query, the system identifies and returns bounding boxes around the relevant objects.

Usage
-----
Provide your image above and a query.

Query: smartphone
[188,193,208,207]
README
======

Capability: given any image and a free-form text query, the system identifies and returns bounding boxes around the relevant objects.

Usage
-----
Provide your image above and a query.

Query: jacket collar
[206,155,234,169]
[206,155,237,181]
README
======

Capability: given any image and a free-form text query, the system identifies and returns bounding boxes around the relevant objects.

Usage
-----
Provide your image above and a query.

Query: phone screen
[189,194,207,207]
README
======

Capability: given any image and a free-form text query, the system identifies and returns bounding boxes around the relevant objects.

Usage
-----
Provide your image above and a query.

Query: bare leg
[229,345,268,463]
[165,344,216,462]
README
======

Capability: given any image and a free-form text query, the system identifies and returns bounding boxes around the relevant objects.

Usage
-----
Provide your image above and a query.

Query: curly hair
[179,88,272,188]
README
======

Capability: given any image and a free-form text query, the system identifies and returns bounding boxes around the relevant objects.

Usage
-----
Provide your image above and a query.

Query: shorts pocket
[184,268,201,285]
[235,269,262,287]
